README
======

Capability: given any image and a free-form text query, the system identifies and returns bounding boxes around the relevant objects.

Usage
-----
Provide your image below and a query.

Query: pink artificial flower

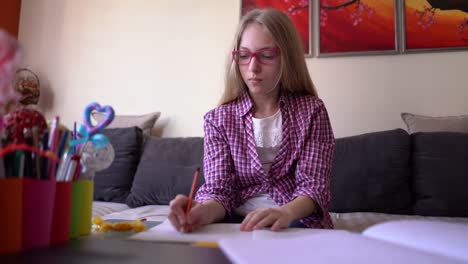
[0,29,23,116]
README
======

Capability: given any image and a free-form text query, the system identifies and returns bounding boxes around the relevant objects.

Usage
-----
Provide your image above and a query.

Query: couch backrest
[95,127,468,217]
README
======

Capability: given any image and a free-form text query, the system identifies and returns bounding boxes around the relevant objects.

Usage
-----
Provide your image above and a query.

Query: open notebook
[128,219,346,243]
[219,220,468,264]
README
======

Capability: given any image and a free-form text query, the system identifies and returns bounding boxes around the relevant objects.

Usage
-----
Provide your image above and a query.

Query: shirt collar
[236,90,288,117]
[237,90,253,117]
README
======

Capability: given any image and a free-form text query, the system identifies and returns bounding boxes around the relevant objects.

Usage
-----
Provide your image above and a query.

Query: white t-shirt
[234,109,282,216]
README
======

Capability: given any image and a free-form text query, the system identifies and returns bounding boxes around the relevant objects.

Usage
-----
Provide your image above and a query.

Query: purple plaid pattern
[195,91,335,229]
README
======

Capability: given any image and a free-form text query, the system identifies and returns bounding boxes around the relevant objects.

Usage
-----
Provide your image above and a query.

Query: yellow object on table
[193,241,219,248]
[92,216,147,232]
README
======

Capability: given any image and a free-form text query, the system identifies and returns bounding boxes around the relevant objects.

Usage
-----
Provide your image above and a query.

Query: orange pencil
[184,168,200,230]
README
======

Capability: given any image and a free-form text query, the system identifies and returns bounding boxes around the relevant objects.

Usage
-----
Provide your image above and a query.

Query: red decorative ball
[3,107,47,143]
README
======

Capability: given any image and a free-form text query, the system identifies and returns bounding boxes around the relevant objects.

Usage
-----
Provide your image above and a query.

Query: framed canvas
[240,0,312,56]
[314,0,400,57]
[402,0,468,52]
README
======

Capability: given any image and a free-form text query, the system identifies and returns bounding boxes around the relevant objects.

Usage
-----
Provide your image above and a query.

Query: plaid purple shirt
[195,91,335,229]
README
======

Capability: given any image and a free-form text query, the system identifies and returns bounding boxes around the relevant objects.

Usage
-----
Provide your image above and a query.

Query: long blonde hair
[219,8,317,105]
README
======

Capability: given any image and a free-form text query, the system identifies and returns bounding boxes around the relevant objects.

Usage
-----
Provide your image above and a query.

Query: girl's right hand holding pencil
[168,195,207,233]
[168,195,227,233]
[168,168,226,232]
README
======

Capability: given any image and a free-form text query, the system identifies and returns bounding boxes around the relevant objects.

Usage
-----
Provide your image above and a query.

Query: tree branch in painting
[321,0,359,11]
[319,0,374,27]
[458,18,468,34]
[426,0,468,13]
[284,0,309,15]
[288,4,308,14]
[415,6,436,30]
[414,1,468,35]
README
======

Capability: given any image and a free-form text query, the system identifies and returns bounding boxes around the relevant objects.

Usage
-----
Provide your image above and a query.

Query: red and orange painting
[241,0,311,54]
[317,0,397,55]
[404,0,468,50]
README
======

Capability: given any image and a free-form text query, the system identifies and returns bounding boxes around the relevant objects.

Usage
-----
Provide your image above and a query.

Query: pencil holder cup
[70,180,93,238]
[0,179,22,254]
[50,181,72,245]
[22,178,56,250]
[70,180,83,239]
[0,144,59,253]
[79,180,93,235]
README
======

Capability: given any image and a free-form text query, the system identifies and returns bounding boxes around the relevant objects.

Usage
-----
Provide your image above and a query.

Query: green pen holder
[79,180,93,235]
[70,180,93,238]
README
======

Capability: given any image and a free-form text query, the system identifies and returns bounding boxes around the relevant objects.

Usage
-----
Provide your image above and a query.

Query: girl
[169,8,335,232]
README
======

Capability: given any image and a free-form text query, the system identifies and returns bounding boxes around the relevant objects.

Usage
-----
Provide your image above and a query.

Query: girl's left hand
[240,207,293,232]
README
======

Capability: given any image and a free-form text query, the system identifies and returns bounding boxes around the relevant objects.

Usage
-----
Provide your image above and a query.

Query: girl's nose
[248,56,261,73]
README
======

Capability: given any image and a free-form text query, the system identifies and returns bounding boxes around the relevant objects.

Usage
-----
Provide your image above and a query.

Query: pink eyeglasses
[232,48,280,65]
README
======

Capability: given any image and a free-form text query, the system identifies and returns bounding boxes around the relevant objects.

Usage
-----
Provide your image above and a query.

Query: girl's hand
[168,195,210,233]
[240,207,294,232]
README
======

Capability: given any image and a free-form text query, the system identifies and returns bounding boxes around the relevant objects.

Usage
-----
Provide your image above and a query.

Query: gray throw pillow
[330,129,413,214]
[401,112,468,134]
[93,127,143,203]
[126,137,205,207]
[411,132,468,217]
[92,111,160,136]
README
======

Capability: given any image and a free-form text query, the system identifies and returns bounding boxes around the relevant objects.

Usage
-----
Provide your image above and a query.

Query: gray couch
[92,128,468,232]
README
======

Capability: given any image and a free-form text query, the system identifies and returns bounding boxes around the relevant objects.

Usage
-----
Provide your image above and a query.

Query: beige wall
[18,0,468,138]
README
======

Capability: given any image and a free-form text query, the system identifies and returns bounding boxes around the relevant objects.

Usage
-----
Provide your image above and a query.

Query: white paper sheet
[363,220,468,262]
[102,205,170,222]
[219,232,465,264]
[129,220,250,243]
[252,227,348,240]
[128,220,344,243]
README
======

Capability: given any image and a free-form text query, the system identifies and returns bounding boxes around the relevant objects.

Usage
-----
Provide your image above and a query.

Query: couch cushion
[330,129,412,214]
[401,112,468,134]
[93,127,143,203]
[411,132,468,217]
[126,137,205,207]
[92,111,161,136]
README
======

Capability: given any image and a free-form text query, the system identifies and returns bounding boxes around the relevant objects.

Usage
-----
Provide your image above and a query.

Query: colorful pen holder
[0,177,57,253]
[0,144,61,254]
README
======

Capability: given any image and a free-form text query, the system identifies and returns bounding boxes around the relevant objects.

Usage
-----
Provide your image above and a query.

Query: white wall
[18,0,468,138]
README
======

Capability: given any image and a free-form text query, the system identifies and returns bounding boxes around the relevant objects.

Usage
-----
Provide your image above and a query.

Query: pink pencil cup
[50,181,72,245]
[22,178,56,250]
